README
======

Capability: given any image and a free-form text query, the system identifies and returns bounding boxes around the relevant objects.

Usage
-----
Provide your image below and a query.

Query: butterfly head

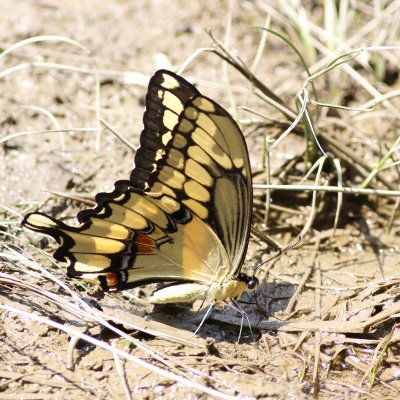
[238,273,259,290]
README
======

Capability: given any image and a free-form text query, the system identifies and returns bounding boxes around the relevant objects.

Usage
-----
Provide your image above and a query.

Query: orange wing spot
[106,273,119,288]
[136,244,157,254]
[135,232,155,246]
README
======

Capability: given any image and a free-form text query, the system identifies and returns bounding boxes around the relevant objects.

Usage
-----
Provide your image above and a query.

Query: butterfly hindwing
[22,69,253,300]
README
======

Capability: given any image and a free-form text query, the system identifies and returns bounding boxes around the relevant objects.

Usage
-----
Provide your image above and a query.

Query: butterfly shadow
[148,280,297,343]
[93,279,297,346]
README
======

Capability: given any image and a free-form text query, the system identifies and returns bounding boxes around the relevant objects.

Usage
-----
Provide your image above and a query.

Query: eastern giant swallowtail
[23,69,258,303]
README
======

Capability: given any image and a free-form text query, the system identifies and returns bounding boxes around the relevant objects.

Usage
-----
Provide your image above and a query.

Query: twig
[312,260,322,394]
[253,184,400,197]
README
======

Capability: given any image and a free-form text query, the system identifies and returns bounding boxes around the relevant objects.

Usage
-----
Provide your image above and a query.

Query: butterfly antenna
[242,285,288,324]
[253,234,303,275]
[192,301,215,337]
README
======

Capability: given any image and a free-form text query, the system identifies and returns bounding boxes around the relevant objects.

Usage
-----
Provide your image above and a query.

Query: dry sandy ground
[2,1,400,399]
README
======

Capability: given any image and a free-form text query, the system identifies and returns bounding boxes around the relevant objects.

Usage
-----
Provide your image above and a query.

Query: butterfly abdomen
[149,278,248,304]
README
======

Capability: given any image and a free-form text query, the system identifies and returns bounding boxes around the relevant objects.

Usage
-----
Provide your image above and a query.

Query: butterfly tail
[22,212,69,243]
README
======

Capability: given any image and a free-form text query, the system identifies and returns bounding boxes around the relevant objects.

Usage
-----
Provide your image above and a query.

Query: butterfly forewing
[22,69,252,296]
[134,74,252,277]
[131,70,200,190]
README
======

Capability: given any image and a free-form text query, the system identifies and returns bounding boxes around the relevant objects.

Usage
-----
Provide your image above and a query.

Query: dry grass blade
[0,35,102,150]
[0,268,204,349]
[111,341,133,400]
[0,304,235,400]
[253,184,400,197]
[100,119,137,152]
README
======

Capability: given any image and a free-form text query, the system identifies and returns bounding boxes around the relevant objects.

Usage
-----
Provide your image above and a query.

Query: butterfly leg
[192,301,215,337]
[230,299,256,344]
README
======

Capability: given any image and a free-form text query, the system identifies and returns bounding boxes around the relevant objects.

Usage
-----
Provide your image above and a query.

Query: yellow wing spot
[182,198,209,219]
[233,158,244,169]
[113,193,126,202]
[166,148,185,170]
[158,165,186,189]
[151,195,181,214]
[178,118,194,133]
[106,203,148,230]
[184,106,198,121]
[160,73,180,89]
[172,133,187,149]
[184,180,210,203]
[192,96,216,112]
[210,114,248,166]
[163,109,179,131]
[192,127,232,169]
[96,208,106,216]
[188,145,222,178]
[196,112,217,136]
[68,231,125,254]
[150,163,157,173]
[195,113,234,158]
[155,149,164,160]
[122,193,169,229]
[162,91,184,114]
[73,254,112,271]
[188,145,212,166]
[149,181,177,198]
[23,213,57,230]
[185,159,213,187]
[84,218,130,240]
[161,131,172,145]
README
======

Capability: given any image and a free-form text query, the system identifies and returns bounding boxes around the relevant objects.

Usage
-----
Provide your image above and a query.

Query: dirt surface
[2,1,400,399]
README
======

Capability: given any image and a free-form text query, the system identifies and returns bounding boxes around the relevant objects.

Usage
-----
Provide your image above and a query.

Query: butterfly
[22,69,258,304]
